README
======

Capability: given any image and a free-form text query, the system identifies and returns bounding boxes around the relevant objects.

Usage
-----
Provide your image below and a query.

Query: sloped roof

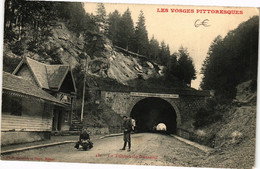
[13,57,76,93]
[2,72,65,105]
[46,65,69,89]
[26,57,50,89]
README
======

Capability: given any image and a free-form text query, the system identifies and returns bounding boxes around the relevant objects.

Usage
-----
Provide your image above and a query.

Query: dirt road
[1,133,210,167]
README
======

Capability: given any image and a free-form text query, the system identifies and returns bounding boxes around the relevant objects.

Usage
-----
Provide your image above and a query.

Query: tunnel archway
[130,97,177,134]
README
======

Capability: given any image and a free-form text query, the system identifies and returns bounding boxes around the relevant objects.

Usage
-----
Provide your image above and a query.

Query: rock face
[44,22,83,68]
[4,22,164,87]
[85,38,164,86]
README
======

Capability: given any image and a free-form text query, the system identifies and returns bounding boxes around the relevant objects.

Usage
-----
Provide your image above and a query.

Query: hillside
[192,80,257,168]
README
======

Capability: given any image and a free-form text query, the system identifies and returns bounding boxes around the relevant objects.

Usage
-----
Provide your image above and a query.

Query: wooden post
[70,96,74,126]
[80,55,89,122]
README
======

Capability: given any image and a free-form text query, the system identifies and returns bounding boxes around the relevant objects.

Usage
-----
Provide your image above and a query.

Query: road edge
[171,134,214,154]
[1,133,125,155]
[1,141,75,155]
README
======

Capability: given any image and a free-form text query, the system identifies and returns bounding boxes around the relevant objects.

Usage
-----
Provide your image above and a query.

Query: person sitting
[75,128,93,149]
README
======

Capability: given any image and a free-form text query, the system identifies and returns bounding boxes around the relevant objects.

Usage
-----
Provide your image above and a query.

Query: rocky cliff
[4,21,168,89]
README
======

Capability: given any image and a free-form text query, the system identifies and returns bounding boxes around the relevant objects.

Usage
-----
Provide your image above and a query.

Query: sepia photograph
[0,0,259,169]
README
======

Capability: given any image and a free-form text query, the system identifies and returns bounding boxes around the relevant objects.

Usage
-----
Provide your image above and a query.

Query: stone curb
[171,135,213,154]
[1,133,125,155]
[99,133,124,139]
[1,141,75,155]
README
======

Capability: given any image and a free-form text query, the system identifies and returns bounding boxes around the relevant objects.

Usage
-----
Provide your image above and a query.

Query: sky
[84,3,259,89]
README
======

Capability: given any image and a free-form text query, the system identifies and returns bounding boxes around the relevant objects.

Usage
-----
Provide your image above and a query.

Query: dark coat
[79,132,90,141]
[123,119,132,133]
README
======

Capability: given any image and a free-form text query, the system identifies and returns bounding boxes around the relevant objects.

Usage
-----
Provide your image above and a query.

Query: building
[1,57,76,145]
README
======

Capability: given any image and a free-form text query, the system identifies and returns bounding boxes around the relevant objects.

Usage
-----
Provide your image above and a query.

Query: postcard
[1,0,259,169]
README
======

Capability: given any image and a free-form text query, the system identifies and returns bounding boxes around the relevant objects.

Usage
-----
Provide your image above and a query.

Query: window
[2,93,22,116]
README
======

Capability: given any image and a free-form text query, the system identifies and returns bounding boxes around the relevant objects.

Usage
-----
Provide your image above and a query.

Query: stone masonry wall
[101,91,208,129]
[101,91,131,116]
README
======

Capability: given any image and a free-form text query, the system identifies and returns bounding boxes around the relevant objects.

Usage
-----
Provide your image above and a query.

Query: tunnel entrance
[130,97,177,134]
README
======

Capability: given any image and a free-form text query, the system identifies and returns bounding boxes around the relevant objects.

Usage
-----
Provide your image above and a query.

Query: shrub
[193,98,223,128]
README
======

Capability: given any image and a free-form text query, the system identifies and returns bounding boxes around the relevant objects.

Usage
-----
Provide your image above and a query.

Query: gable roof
[13,57,76,93]
[46,65,69,89]
[2,72,66,106]
[26,57,49,89]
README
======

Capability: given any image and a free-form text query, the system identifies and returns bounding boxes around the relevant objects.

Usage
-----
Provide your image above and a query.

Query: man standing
[120,115,132,152]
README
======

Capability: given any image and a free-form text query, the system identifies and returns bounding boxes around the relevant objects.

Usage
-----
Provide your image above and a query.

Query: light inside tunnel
[130,97,177,134]
[156,123,167,131]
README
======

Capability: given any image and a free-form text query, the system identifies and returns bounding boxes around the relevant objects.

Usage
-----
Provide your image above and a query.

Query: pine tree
[118,8,135,51]
[96,3,108,35]
[201,16,259,99]
[133,10,149,55]
[176,47,196,85]
[108,10,121,46]
[148,36,160,61]
[158,41,170,66]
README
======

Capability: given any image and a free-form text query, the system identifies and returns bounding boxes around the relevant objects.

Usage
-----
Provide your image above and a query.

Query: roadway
[1,133,210,167]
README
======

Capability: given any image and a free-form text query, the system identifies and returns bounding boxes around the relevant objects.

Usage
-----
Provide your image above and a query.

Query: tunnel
[130,97,177,134]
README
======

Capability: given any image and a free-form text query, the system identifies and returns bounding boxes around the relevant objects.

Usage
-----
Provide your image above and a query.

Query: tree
[96,3,106,21]
[201,16,259,99]
[56,2,97,34]
[148,36,160,61]
[66,2,88,34]
[133,10,149,55]
[4,0,60,55]
[118,8,135,51]
[164,53,178,83]
[176,47,196,85]
[4,0,56,40]
[108,10,121,46]
[200,35,223,90]
[158,41,170,66]
[167,53,178,75]
[96,3,108,35]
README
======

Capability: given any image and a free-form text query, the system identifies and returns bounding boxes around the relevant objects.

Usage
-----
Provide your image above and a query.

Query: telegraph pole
[81,55,89,122]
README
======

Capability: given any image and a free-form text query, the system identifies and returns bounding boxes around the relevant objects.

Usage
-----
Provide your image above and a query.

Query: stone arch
[127,96,181,128]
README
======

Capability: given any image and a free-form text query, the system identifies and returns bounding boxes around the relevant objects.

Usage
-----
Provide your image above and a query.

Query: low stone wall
[109,126,123,134]
[1,131,51,146]
[177,128,191,140]
[87,127,109,135]
[177,128,214,148]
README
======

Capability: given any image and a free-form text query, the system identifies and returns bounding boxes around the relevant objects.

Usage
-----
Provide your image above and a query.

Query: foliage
[133,10,149,55]
[4,0,98,54]
[4,0,58,45]
[83,31,106,58]
[158,41,171,66]
[118,8,135,51]
[95,3,109,35]
[193,98,222,128]
[3,54,22,73]
[201,16,259,99]
[147,36,160,61]
[164,47,196,86]
[108,10,121,46]
[108,8,135,51]
[176,47,196,85]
